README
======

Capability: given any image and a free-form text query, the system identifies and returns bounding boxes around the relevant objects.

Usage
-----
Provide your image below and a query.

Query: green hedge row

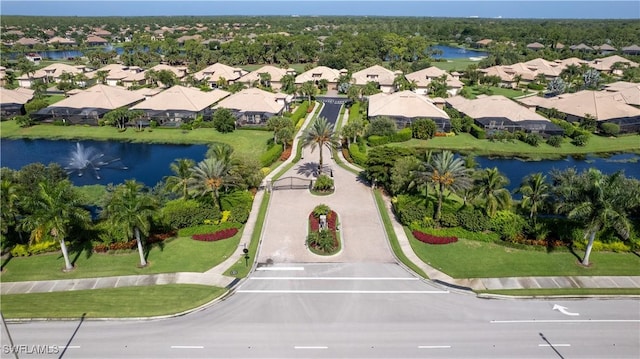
[260,143,284,167]
[348,143,368,166]
[290,101,309,124]
[470,124,486,139]
[367,128,412,146]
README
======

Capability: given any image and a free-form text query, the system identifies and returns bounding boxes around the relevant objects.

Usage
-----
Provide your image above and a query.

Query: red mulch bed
[192,228,239,242]
[412,230,458,245]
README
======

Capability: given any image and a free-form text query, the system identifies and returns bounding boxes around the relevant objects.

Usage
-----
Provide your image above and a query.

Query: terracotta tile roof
[45,84,144,110]
[240,65,294,83]
[447,95,549,122]
[131,85,230,112]
[368,90,449,119]
[214,88,289,113]
[295,66,342,84]
[0,87,34,105]
[351,65,398,86]
[193,63,247,82]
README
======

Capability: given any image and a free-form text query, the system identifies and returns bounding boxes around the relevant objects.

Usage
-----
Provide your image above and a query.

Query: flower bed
[412,230,458,245]
[93,231,176,253]
[192,228,239,242]
[308,209,339,254]
[279,147,292,161]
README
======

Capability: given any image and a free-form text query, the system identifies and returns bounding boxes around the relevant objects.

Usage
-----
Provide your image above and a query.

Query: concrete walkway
[2,103,639,296]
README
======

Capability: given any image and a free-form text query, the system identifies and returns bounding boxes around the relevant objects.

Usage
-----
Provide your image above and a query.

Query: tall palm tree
[561,169,631,266]
[418,150,472,220]
[21,180,90,271]
[206,142,234,164]
[103,180,158,267]
[515,172,550,224]
[471,167,512,218]
[0,179,21,239]
[188,158,238,210]
[299,80,317,103]
[301,116,340,172]
[164,158,195,199]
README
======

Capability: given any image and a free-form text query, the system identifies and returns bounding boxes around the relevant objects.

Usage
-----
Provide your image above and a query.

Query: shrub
[367,117,397,137]
[523,133,542,147]
[192,228,239,242]
[24,98,49,114]
[290,101,309,123]
[470,124,486,139]
[390,127,413,142]
[411,118,437,139]
[260,144,284,167]
[600,122,620,136]
[572,134,590,146]
[162,199,221,229]
[546,135,563,147]
[450,117,462,133]
[367,135,389,146]
[348,143,368,166]
[10,244,30,257]
[551,119,575,138]
[178,222,240,237]
[313,174,334,191]
[212,108,236,133]
[438,212,459,227]
[412,231,458,245]
[392,195,431,226]
[489,210,527,242]
[456,209,490,232]
[279,147,292,161]
[313,204,331,217]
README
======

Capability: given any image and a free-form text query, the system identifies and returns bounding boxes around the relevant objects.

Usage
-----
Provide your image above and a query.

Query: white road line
[251,277,419,281]
[539,344,571,347]
[237,290,449,294]
[170,346,204,349]
[491,319,640,324]
[418,345,451,349]
[256,267,304,271]
[294,346,328,349]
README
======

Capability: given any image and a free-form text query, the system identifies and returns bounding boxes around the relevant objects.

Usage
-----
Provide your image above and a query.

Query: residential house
[588,55,639,75]
[351,65,399,93]
[0,66,6,87]
[518,90,640,133]
[474,39,493,48]
[85,35,109,46]
[600,82,640,107]
[47,36,77,46]
[0,87,35,117]
[405,66,464,96]
[622,45,640,56]
[239,65,296,91]
[213,88,292,126]
[15,37,41,47]
[130,85,230,126]
[367,90,451,131]
[570,43,594,52]
[25,53,42,65]
[447,95,562,135]
[526,42,545,51]
[193,63,248,89]
[522,58,563,79]
[593,43,616,55]
[294,65,344,90]
[31,84,145,125]
[17,63,89,88]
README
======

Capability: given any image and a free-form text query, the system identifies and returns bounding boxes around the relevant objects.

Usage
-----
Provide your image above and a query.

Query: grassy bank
[408,231,640,278]
[387,132,640,159]
[0,285,226,318]
[1,234,241,282]
[0,120,272,158]
[478,288,640,297]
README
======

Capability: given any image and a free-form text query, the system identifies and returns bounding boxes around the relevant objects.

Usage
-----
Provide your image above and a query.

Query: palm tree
[301,116,340,173]
[471,167,512,218]
[515,172,550,224]
[206,142,234,164]
[21,180,90,271]
[164,158,195,199]
[188,158,238,210]
[418,150,472,220]
[0,179,21,239]
[299,80,317,103]
[560,169,631,266]
[103,180,158,267]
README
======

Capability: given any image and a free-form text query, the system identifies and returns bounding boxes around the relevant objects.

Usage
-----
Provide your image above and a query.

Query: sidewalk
[2,103,639,296]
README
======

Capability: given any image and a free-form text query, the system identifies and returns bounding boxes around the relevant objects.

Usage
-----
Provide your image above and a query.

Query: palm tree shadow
[144,239,166,261]
[296,162,320,178]
[568,244,583,262]
[1,253,13,272]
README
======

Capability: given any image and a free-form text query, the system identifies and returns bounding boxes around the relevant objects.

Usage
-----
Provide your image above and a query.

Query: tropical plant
[298,80,317,103]
[188,157,238,210]
[102,180,158,267]
[515,172,550,224]
[301,116,340,172]
[212,108,236,133]
[471,167,512,218]
[20,180,90,271]
[164,158,195,199]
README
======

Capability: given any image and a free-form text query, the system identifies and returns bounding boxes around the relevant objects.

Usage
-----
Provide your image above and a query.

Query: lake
[1,139,638,190]
[429,45,488,60]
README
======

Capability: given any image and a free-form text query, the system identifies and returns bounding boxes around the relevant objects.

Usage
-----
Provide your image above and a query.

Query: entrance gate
[268,176,313,191]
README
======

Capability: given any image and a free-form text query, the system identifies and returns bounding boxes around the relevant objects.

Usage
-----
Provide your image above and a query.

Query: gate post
[266,179,272,192]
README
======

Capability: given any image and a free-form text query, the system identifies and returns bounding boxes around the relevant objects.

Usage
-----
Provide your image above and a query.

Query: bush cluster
[470,124,486,139]
[162,199,221,229]
[313,174,334,191]
[260,143,284,167]
[456,209,490,232]
[348,142,368,166]
[10,240,60,257]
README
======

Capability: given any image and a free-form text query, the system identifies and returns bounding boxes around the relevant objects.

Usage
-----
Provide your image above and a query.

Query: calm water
[429,45,488,60]
[0,139,208,187]
[1,139,638,188]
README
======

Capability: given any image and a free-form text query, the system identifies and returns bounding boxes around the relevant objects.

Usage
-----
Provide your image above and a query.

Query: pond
[429,45,488,60]
[1,139,638,189]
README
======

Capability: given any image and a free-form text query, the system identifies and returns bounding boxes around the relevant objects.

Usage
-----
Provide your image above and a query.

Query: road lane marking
[237,290,449,294]
[251,277,419,281]
[170,346,204,349]
[294,346,328,349]
[539,344,571,347]
[256,267,304,271]
[58,346,80,349]
[418,345,451,349]
[491,319,640,324]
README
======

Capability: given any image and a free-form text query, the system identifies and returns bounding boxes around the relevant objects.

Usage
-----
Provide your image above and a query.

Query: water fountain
[65,142,128,179]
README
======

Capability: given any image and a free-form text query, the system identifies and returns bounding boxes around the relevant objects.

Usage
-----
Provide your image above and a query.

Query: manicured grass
[408,234,640,278]
[432,59,480,72]
[1,234,241,282]
[373,190,428,278]
[467,85,533,99]
[478,288,640,297]
[44,94,66,105]
[0,284,226,318]
[387,132,640,159]
[0,121,273,158]
[76,184,108,205]
[224,192,270,278]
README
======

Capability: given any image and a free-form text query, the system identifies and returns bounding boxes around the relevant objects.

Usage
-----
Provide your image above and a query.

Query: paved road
[3,263,639,358]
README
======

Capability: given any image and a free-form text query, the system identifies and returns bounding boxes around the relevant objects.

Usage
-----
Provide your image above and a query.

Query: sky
[1,0,639,19]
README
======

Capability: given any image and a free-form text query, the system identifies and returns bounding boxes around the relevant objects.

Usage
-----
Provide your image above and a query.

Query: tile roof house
[31,84,145,125]
[367,90,451,130]
[193,63,248,88]
[526,42,545,51]
[15,37,41,47]
[405,66,464,96]
[85,35,109,46]
[17,63,89,88]
[622,45,640,55]
[351,65,400,93]
[238,65,296,91]
[0,87,35,117]
[213,87,292,126]
[593,43,616,55]
[294,66,345,90]
[474,39,493,48]
[570,43,593,51]
[599,84,640,107]
[522,58,563,78]
[47,37,77,46]
[447,95,562,135]
[588,55,639,75]
[517,90,640,133]
[130,85,230,125]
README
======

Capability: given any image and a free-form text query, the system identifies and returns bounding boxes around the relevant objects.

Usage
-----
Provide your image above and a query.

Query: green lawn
[0,234,241,282]
[479,288,640,296]
[0,121,273,158]
[467,85,533,99]
[407,229,640,278]
[387,132,640,159]
[431,59,480,72]
[0,284,226,318]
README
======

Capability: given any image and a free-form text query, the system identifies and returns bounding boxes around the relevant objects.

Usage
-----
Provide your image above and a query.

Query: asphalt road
[3,263,639,358]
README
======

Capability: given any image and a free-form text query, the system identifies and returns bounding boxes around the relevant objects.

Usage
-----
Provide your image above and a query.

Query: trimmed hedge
[260,143,284,167]
[348,143,368,166]
[470,124,486,139]
[367,128,412,146]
